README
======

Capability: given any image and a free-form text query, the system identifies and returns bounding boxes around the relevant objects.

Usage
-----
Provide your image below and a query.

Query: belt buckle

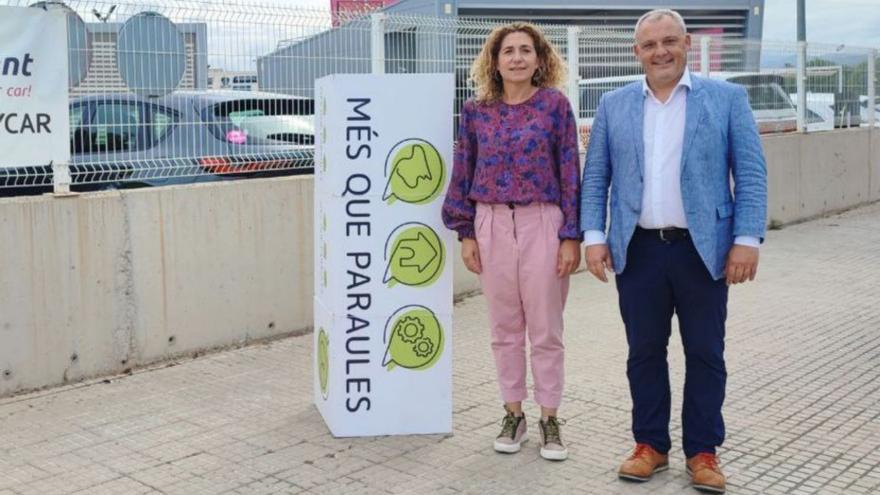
[659,229,669,242]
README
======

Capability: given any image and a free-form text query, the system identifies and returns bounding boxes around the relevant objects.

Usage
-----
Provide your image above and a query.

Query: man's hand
[584,244,614,283]
[557,239,581,277]
[461,238,482,274]
[724,245,759,285]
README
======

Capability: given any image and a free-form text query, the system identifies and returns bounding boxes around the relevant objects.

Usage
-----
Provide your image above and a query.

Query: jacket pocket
[716,202,734,219]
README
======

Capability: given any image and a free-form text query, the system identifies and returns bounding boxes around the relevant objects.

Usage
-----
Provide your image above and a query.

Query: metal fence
[0,0,878,195]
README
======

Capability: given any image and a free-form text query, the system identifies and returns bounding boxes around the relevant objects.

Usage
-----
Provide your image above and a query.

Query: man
[580,9,767,494]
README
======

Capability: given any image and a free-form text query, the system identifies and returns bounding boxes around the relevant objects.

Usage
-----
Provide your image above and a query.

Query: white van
[860,96,879,126]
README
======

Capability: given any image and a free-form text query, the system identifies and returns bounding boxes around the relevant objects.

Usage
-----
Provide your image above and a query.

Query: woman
[442,22,581,461]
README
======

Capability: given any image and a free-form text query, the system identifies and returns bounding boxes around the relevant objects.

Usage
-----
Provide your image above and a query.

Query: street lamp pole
[796,0,807,132]
[797,0,806,42]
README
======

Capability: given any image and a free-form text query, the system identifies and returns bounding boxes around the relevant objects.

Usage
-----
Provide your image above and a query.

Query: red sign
[331,0,400,26]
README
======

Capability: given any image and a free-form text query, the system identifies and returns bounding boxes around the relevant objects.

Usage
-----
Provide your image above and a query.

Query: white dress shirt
[639,67,690,230]
[584,68,759,248]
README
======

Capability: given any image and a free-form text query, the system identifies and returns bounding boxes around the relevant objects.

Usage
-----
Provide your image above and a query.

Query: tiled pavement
[2,203,880,494]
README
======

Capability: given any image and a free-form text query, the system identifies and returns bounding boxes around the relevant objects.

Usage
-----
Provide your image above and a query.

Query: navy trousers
[615,228,728,458]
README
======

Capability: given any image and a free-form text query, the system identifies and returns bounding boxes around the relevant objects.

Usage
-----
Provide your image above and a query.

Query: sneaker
[687,453,726,494]
[618,443,669,482]
[538,416,568,461]
[493,407,527,454]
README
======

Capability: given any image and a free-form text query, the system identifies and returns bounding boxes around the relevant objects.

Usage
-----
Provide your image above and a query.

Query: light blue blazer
[580,75,768,280]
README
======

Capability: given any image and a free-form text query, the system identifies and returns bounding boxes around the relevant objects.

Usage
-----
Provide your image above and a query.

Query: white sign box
[0,6,70,169]
[314,74,454,437]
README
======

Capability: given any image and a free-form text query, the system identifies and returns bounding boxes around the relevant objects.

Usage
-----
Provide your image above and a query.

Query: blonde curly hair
[470,22,567,103]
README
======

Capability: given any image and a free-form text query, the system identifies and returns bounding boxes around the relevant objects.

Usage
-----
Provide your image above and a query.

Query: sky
[279,0,880,48]
[763,0,880,47]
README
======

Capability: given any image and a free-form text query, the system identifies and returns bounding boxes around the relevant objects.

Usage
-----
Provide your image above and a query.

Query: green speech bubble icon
[383,223,444,288]
[382,305,444,371]
[382,139,445,205]
[317,327,329,399]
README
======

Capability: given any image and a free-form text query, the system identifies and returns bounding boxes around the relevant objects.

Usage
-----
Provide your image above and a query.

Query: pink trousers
[475,202,569,409]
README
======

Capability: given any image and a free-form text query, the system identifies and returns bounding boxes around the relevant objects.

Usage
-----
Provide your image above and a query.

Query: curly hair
[470,22,567,103]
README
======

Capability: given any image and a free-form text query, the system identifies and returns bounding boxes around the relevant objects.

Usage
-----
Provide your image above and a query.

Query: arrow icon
[382,225,444,286]
[397,232,439,273]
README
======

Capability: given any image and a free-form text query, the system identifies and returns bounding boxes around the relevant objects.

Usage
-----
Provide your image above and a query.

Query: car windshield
[724,75,795,112]
[742,83,795,111]
[209,98,314,145]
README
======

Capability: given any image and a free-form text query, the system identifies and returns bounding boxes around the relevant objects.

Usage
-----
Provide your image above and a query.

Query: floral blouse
[442,87,581,240]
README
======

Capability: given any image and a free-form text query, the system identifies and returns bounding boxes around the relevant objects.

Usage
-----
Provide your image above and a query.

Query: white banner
[314,74,454,437]
[0,7,70,169]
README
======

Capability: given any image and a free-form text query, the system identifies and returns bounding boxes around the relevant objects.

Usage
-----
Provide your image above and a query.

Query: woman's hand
[557,239,581,277]
[461,238,482,274]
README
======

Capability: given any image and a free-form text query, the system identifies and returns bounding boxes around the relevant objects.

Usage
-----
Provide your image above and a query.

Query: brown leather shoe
[618,443,669,482]
[687,453,726,493]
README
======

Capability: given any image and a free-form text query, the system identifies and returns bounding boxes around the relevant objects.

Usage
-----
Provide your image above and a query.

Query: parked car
[576,71,800,148]
[0,90,315,196]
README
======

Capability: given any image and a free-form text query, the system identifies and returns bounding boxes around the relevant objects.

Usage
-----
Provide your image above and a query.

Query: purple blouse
[442,87,581,240]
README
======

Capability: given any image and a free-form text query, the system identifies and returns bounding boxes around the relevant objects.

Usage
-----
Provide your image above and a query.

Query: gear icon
[412,337,434,358]
[396,316,425,344]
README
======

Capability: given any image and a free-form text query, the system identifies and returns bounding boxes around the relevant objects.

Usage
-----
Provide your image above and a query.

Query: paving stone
[1,203,879,494]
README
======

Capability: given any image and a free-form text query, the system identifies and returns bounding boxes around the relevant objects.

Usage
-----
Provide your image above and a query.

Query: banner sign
[0,6,70,169]
[314,74,454,437]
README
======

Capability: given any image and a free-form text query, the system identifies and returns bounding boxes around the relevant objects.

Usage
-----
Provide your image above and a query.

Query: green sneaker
[493,407,527,454]
[539,416,568,461]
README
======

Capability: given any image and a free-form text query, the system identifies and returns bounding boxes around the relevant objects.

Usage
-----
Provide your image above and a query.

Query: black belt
[636,226,690,242]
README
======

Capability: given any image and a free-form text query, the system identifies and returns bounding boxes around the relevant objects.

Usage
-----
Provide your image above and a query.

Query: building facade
[72,22,208,96]
[258,0,765,99]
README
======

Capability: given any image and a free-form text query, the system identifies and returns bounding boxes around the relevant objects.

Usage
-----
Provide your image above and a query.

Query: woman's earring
[493,70,502,82]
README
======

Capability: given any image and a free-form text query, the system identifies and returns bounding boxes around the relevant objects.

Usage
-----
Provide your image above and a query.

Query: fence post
[52,161,71,195]
[371,13,386,74]
[567,26,579,114]
[868,49,876,127]
[796,41,808,133]
[700,35,710,78]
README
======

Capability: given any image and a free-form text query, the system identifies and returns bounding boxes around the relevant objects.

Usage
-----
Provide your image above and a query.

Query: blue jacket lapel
[628,83,645,180]
[681,76,705,175]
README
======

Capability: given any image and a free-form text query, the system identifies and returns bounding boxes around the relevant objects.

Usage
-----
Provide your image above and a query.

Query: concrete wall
[0,179,315,397]
[872,129,880,201]
[763,128,877,225]
[0,127,875,397]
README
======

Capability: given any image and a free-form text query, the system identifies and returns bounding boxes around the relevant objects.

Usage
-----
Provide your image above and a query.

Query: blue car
[1,90,315,196]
